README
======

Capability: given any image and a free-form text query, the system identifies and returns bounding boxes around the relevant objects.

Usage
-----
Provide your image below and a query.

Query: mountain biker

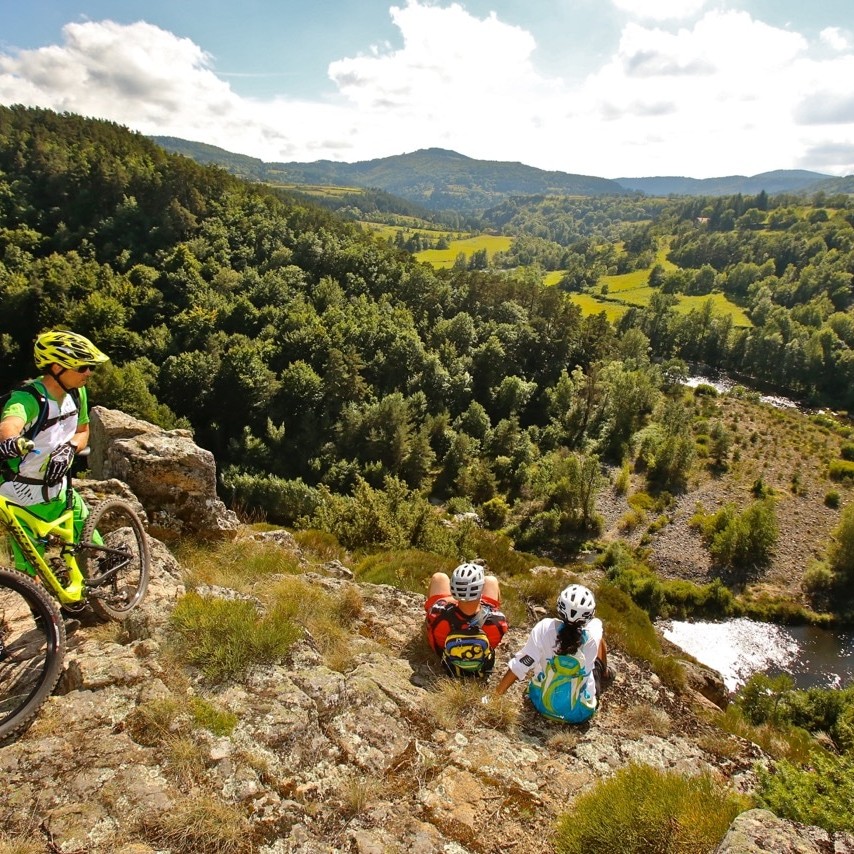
[0,330,109,575]
[424,563,508,678]
[491,583,611,722]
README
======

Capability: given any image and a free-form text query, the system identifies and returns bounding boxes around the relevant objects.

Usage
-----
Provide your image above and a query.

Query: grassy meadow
[415,234,513,268]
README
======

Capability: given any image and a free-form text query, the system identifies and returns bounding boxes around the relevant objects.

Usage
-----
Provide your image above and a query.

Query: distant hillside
[153,136,267,181]
[807,174,854,195]
[151,138,627,212]
[615,170,833,197]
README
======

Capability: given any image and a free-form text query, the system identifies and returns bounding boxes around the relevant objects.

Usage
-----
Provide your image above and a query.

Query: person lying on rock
[490,583,613,722]
[424,562,508,678]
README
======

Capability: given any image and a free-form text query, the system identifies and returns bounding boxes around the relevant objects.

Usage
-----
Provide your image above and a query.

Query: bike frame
[0,494,85,606]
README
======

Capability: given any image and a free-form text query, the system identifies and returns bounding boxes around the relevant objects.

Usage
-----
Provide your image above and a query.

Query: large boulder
[89,407,239,542]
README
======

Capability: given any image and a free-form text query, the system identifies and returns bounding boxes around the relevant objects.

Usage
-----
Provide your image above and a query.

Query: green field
[362,221,449,242]
[543,260,751,328]
[415,234,513,268]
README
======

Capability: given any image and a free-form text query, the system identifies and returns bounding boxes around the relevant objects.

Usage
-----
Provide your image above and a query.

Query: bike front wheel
[78,498,151,621]
[0,567,66,741]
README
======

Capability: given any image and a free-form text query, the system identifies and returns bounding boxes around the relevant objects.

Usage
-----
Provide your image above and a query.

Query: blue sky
[1,0,853,178]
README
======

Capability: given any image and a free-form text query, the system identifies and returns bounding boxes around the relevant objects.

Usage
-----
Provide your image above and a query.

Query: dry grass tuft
[136,794,253,854]
[427,679,519,731]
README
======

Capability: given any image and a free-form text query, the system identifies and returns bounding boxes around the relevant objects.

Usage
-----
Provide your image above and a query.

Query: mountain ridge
[151,135,839,209]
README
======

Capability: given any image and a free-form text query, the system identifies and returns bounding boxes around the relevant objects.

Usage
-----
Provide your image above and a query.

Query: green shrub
[606,555,735,621]
[553,763,748,853]
[840,442,854,461]
[693,383,719,397]
[694,499,778,568]
[170,592,301,683]
[829,459,854,482]
[614,461,631,495]
[825,490,841,509]
[221,470,320,525]
[307,475,470,556]
[712,705,816,764]
[176,538,302,590]
[758,751,854,833]
[480,496,509,530]
[628,491,655,512]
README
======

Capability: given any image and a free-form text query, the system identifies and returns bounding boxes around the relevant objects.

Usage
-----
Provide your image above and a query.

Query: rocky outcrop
[89,406,239,541]
[715,808,854,853]
[0,525,763,854]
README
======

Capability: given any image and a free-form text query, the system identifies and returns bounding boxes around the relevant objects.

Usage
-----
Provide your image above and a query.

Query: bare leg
[427,572,452,600]
[482,574,500,603]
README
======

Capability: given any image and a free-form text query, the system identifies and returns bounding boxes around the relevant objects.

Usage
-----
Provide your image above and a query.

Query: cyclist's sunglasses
[76,364,98,374]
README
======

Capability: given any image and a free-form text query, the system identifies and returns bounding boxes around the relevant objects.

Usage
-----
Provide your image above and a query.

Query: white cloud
[0,3,853,178]
[820,27,850,52]
[611,0,708,22]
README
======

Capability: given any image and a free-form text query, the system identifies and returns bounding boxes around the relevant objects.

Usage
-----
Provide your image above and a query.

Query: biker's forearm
[72,426,90,453]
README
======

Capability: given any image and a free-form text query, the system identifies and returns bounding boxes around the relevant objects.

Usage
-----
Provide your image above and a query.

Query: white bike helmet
[557,584,596,624]
[450,563,485,601]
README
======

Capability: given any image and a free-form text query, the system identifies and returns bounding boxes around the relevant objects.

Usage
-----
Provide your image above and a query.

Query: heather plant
[553,763,748,854]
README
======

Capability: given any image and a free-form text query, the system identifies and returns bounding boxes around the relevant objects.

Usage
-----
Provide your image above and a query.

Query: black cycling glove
[0,436,34,460]
[44,442,76,486]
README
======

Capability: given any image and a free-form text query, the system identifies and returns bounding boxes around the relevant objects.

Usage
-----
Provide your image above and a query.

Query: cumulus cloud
[0,3,853,178]
[820,27,850,52]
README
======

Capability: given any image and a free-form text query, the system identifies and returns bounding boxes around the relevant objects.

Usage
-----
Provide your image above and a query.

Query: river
[659,618,854,693]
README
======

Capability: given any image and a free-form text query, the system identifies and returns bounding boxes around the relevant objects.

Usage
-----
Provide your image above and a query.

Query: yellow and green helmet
[33,330,110,370]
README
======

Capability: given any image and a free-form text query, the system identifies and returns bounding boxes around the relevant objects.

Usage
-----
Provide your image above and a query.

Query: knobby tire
[78,498,150,621]
[0,567,66,741]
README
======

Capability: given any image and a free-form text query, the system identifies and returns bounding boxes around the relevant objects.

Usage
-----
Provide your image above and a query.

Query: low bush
[758,751,854,833]
[613,461,631,495]
[829,459,854,482]
[553,763,748,853]
[825,490,841,509]
[308,475,466,555]
[712,705,816,764]
[190,697,238,737]
[221,469,320,525]
[840,442,854,461]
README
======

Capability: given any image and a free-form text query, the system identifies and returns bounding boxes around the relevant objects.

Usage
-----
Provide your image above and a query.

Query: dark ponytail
[555,620,584,656]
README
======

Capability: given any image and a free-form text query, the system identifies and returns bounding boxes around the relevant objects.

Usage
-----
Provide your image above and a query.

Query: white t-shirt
[508,616,603,722]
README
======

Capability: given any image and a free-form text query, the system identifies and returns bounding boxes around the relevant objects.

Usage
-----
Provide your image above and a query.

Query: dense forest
[2,106,854,561]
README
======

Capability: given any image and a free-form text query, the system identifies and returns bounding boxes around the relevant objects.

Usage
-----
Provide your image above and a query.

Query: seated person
[492,583,609,722]
[424,563,508,678]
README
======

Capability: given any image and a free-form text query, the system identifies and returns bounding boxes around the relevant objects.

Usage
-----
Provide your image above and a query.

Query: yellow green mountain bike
[1,439,150,738]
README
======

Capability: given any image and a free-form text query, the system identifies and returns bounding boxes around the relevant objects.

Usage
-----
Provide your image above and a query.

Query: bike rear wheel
[0,567,66,741]
[78,498,151,621]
